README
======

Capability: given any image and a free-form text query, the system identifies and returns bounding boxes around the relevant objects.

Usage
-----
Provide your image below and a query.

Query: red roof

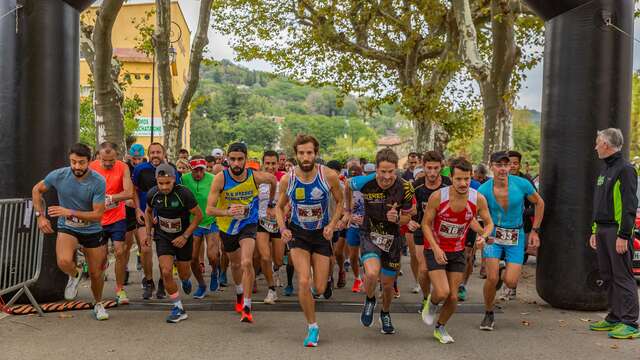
[378,135,405,146]
[113,48,152,63]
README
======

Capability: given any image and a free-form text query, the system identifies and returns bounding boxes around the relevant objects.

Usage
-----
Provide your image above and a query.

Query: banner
[134,116,163,137]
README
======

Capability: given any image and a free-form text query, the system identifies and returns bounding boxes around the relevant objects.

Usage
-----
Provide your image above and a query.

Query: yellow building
[80,1,192,151]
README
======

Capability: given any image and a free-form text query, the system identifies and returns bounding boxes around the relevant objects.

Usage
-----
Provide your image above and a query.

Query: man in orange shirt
[90,142,134,304]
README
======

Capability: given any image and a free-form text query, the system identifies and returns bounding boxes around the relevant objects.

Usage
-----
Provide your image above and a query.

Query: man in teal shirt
[182,156,220,298]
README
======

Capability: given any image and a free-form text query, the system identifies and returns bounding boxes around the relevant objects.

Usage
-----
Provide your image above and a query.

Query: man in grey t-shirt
[32,143,108,320]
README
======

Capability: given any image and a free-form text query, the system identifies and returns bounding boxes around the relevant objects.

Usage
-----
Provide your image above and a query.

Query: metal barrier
[0,198,44,316]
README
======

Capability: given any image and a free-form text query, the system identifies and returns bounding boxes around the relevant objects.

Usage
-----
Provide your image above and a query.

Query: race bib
[438,220,466,239]
[296,203,323,223]
[233,205,250,220]
[494,226,519,246]
[370,232,394,253]
[64,216,90,228]
[259,218,279,233]
[633,251,640,261]
[159,216,182,233]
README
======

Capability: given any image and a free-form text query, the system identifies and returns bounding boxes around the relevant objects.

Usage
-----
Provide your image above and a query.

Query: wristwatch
[531,227,541,233]
[35,210,43,218]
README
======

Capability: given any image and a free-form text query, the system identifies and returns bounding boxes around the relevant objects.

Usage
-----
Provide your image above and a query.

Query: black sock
[486,310,494,315]
[367,296,376,302]
[286,264,294,286]
[380,310,389,315]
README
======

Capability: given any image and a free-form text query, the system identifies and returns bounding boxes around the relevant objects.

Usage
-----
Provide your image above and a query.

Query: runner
[89,142,134,305]
[278,152,287,172]
[351,148,414,335]
[344,164,364,293]
[206,142,277,323]
[275,134,344,347]
[402,152,420,181]
[327,160,350,294]
[408,151,452,314]
[125,145,145,277]
[178,148,190,161]
[256,150,286,304]
[32,143,108,320]
[132,142,182,299]
[420,157,493,344]
[144,164,202,323]
[478,151,545,331]
[181,156,221,298]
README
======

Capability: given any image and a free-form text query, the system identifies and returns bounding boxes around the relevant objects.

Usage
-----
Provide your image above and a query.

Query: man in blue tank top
[275,134,344,347]
[478,151,545,331]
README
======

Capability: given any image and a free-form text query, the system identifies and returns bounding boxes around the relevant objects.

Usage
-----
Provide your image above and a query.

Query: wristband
[279,227,288,234]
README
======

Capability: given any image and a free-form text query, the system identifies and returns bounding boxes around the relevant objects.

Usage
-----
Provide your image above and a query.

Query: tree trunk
[414,120,448,154]
[90,0,126,154]
[479,80,513,161]
[155,0,212,160]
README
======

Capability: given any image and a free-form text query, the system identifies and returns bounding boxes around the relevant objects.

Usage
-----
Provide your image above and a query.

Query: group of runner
[32,134,545,347]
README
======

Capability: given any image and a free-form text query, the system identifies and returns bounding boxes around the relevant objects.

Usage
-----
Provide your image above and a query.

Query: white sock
[243,297,251,308]
[173,299,183,310]
[236,285,243,295]
[309,322,318,330]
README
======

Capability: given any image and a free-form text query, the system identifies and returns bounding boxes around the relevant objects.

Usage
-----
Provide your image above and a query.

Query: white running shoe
[434,326,455,344]
[264,289,278,304]
[421,295,438,326]
[64,270,82,301]
[411,284,420,294]
[93,303,109,321]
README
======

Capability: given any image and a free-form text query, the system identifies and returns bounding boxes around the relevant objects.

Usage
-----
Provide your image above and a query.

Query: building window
[144,74,150,80]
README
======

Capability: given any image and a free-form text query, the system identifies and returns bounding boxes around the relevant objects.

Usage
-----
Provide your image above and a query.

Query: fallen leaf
[521,320,530,326]
[610,344,618,350]
[558,320,567,327]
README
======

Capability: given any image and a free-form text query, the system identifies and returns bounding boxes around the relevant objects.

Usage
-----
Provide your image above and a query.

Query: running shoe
[156,278,166,299]
[458,284,467,302]
[181,279,193,295]
[304,326,319,347]
[337,271,346,288]
[93,303,109,321]
[434,326,455,344]
[590,319,620,331]
[219,271,228,287]
[608,323,640,339]
[422,296,438,326]
[323,278,333,300]
[360,297,376,327]
[193,285,207,299]
[344,260,351,273]
[64,270,82,301]
[411,284,420,294]
[284,285,294,296]
[264,289,278,304]
[499,286,516,301]
[351,278,363,293]
[116,289,130,305]
[166,306,188,323]
[480,312,495,331]
[240,307,253,323]
[235,294,244,313]
[379,312,395,334]
[210,268,219,291]
[142,278,154,300]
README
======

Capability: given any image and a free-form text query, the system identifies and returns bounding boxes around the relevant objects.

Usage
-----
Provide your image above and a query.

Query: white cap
[363,163,376,173]
[413,167,425,177]
[211,148,224,157]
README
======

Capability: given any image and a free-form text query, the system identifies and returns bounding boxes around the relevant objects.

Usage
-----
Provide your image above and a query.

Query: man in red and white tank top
[420,157,494,344]
[89,142,134,305]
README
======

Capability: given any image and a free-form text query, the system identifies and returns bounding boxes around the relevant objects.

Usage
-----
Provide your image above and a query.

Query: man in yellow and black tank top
[206,143,276,324]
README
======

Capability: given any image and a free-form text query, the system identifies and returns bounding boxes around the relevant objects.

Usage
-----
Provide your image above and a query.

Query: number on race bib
[296,204,323,223]
[438,220,466,239]
[493,226,519,246]
[370,232,395,253]
[65,216,90,228]
[159,216,182,233]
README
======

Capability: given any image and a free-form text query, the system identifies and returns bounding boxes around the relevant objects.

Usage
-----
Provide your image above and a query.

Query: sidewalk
[1,253,638,359]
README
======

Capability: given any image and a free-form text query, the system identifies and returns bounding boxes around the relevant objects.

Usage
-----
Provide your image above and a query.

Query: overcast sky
[154,0,640,112]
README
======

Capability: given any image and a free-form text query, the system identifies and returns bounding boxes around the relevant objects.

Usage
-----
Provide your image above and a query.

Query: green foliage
[631,71,640,160]
[79,93,144,149]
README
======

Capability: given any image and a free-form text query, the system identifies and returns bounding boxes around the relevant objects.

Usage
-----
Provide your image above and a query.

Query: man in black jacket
[589,128,639,339]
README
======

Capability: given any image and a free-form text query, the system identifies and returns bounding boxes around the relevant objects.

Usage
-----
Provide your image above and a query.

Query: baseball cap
[413,166,425,178]
[490,151,510,163]
[211,148,224,157]
[363,163,376,173]
[155,163,175,178]
[227,142,247,155]
[129,144,145,157]
[189,159,207,170]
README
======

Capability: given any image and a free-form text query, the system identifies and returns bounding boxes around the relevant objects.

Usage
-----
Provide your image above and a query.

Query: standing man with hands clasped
[589,128,639,340]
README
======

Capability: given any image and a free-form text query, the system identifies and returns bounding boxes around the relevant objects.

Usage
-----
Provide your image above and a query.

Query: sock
[380,310,389,315]
[243,297,252,309]
[236,285,243,295]
[436,322,444,329]
[169,292,183,310]
[269,286,276,291]
[367,296,376,302]
[286,264,294,286]
[308,322,318,330]
[486,310,494,315]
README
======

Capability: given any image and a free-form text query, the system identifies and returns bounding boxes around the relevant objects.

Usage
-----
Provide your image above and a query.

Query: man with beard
[352,148,414,335]
[89,142,134,305]
[125,145,146,279]
[32,143,108,320]
[132,142,182,299]
[181,156,221,298]
[420,157,493,344]
[407,151,452,314]
[206,143,277,323]
[256,150,286,304]
[145,164,202,323]
[478,151,544,331]
[275,135,343,347]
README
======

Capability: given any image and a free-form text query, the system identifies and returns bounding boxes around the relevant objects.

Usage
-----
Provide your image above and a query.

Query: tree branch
[451,0,490,82]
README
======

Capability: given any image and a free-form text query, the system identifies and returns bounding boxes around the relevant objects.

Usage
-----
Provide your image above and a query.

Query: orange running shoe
[240,307,253,323]
[352,278,363,293]
[235,294,243,313]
